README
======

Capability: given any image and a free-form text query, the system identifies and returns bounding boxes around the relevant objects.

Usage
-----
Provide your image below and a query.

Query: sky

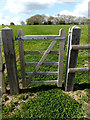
[0,0,89,25]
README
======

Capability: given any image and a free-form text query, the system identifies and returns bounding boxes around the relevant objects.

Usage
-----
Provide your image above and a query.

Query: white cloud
[59,10,73,16]
[5,0,55,14]
[5,0,81,14]
[74,0,88,17]
[59,0,88,17]
[0,13,21,25]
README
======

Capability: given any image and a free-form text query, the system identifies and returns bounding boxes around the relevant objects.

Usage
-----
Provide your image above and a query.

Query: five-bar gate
[18,29,65,87]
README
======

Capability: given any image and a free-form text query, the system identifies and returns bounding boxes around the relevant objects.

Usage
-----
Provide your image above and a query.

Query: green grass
[1,25,89,119]
[0,25,2,30]
[3,86,86,119]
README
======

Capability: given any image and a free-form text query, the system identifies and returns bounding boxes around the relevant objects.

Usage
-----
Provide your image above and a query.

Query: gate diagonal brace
[29,40,57,82]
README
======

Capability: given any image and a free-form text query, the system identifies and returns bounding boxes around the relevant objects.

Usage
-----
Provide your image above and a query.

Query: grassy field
[1,25,89,119]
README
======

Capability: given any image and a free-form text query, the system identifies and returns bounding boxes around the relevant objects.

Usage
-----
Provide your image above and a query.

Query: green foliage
[26,14,45,25]
[2,95,9,102]
[2,101,18,118]
[58,20,65,25]
[3,88,86,119]
[10,22,15,25]
[17,93,28,100]
[26,14,88,25]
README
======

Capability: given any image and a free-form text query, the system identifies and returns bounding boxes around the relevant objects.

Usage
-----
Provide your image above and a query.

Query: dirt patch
[2,92,36,116]
[84,60,90,67]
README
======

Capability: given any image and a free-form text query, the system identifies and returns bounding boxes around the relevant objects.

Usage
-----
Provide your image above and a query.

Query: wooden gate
[1,26,90,94]
[18,29,65,87]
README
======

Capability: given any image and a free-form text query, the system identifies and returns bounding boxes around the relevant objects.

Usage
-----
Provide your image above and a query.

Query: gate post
[65,26,81,91]
[0,31,6,94]
[1,27,19,94]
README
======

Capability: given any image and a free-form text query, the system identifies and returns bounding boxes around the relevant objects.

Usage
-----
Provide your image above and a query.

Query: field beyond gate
[2,25,89,119]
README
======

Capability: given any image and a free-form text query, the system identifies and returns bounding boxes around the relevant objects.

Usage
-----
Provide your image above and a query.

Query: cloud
[88,1,90,18]
[5,0,55,14]
[0,13,21,25]
[5,0,80,14]
[59,0,88,17]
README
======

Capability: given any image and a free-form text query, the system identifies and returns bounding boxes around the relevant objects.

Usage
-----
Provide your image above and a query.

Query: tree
[47,16,54,24]
[59,20,65,25]
[26,14,45,25]
[10,22,15,25]
[26,14,87,25]
[21,21,25,25]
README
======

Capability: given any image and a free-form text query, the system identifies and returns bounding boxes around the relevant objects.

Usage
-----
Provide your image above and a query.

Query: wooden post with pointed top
[1,27,19,94]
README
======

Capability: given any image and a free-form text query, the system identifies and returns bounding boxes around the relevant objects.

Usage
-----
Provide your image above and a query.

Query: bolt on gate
[18,29,65,87]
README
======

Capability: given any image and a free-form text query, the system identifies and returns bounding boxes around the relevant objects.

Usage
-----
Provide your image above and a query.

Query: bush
[10,22,15,25]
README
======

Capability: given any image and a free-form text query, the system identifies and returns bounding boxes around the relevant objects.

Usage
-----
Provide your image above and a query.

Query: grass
[2,85,87,119]
[1,25,89,119]
[3,88,85,119]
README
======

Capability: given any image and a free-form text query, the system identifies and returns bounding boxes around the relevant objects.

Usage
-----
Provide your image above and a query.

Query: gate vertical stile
[57,29,65,87]
[18,29,26,87]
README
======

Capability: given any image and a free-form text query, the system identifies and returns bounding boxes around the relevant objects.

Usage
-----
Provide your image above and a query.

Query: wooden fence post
[1,27,19,94]
[0,31,2,120]
[18,29,26,87]
[0,31,6,94]
[65,26,81,91]
[57,29,65,87]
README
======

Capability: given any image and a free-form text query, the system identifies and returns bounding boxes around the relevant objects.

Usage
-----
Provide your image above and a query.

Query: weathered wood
[29,40,57,82]
[19,35,65,41]
[0,31,2,91]
[24,50,59,55]
[72,45,90,50]
[64,27,72,89]
[2,72,6,94]
[1,27,19,94]
[25,62,58,66]
[18,29,26,87]
[31,80,57,84]
[24,80,57,86]
[26,72,58,75]
[69,67,90,73]
[0,31,6,94]
[65,26,81,91]
[57,29,65,87]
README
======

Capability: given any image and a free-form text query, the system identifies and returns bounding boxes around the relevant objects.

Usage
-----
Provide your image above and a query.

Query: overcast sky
[0,0,89,25]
